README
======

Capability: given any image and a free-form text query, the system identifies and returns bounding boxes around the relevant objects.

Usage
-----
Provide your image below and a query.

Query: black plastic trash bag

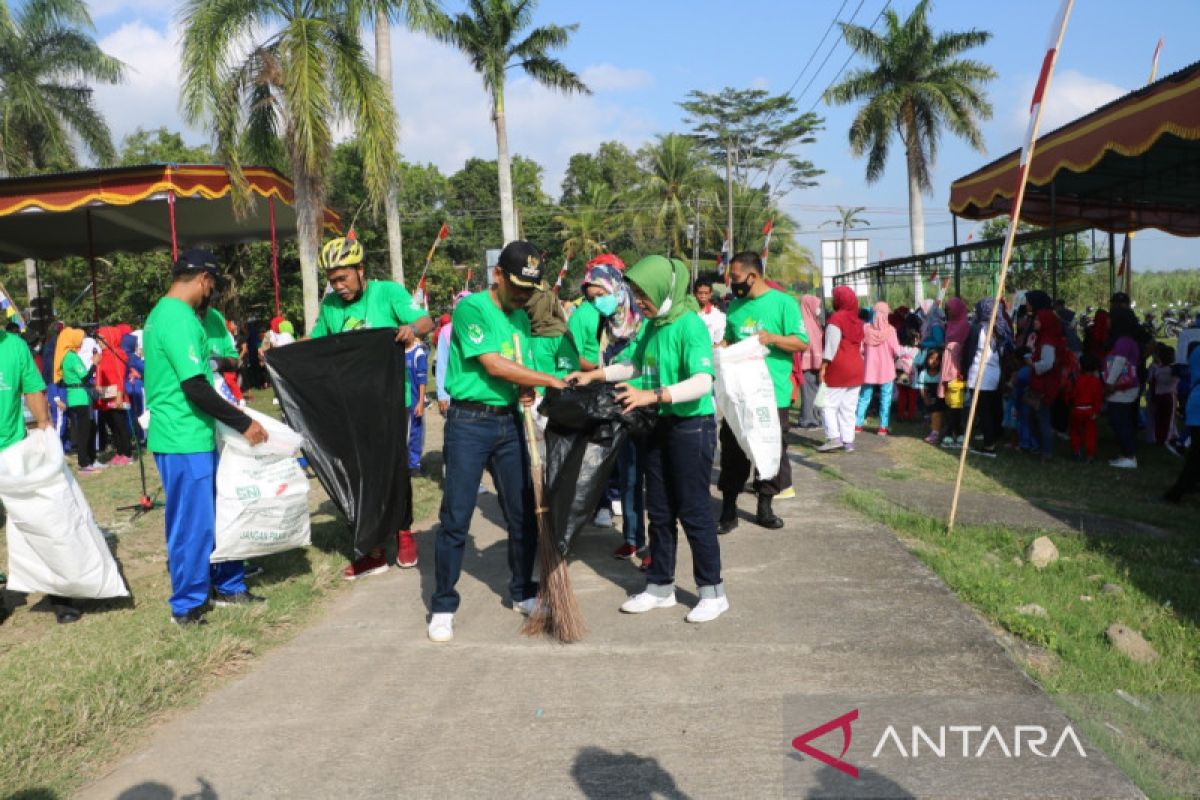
[264,329,409,558]
[540,383,656,556]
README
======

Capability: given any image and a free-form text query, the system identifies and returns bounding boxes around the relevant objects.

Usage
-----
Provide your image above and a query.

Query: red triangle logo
[791,708,859,778]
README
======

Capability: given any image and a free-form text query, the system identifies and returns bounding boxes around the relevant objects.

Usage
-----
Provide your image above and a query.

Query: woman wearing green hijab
[568,255,728,623]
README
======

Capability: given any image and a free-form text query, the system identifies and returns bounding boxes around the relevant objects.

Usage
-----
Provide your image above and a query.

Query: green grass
[839,484,1200,799]
[0,389,442,798]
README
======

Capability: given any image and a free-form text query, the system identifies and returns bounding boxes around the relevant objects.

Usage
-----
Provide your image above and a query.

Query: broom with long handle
[513,335,586,643]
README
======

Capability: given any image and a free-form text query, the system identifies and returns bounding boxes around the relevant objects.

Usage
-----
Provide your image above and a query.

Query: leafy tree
[555,183,619,263]
[559,141,640,206]
[679,86,823,253]
[431,0,588,244]
[0,0,124,176]
[118,127,212,165]
[180,0,401,331]
[823,0,995,301]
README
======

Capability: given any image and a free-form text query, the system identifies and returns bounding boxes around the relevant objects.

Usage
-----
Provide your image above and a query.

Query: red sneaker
[877,428,889,436]
[397,530,418,568]
[612,543,638,560]
[638,553,652,572]
[854,425,864,432]
[343,553,388,581]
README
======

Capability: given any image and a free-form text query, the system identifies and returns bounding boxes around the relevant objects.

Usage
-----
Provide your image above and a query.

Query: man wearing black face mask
[718,252,808,532]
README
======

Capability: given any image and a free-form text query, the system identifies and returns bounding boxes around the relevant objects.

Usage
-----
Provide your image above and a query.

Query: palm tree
[181,0,402,330]
[634,133,718,258]
[555,182,620,263]
[432,0,589,245]
[821,205,870,281]
[0,0,125,301]
[823,0,995,300]
[0,0,124,176]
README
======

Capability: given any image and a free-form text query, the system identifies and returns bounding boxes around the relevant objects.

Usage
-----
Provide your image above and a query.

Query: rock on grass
[1105,624,1159,664]
[1025,536,1059,569]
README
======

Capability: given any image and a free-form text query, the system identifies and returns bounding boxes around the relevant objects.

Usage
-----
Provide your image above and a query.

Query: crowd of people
[4,240,1199,636]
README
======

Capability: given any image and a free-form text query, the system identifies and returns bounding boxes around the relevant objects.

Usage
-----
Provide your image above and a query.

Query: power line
[792,0,868,110]
[782,0,851,99]
[807,0,893,114]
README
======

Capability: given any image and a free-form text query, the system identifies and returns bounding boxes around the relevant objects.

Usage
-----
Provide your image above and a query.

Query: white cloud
[92,21,660,198]
[388,29,656,197]
[1010,69,1126,133]
[94,22,201,146]
[579,63,653,92]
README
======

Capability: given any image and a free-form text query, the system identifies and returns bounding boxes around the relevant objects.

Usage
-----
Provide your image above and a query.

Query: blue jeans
[643,415,722,590]
[618,437,646,549]
[154,451,245,615]
[433,405,537,613]
[855,381,895,429]
[408,407,425,470]
[1036,405,1055,457]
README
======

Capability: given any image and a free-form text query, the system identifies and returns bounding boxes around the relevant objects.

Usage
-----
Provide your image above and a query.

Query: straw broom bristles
[513,335,586,643]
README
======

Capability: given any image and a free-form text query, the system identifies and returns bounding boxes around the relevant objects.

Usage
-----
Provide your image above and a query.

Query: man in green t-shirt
[308,234,434,579]
[428,241,566,643]
[145,250,268,626]
[718,251,809,532]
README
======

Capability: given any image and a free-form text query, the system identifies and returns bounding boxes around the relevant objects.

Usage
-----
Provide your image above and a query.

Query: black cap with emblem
[497,240,544,289]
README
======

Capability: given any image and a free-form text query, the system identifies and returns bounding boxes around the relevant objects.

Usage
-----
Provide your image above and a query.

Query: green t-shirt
[631,311,715,417]
[61,351,92,408]
[725,289,808,407]
[0,332,46,450]
[567,300,602,366]
[529,334,579,386]
[311,279,429,401]
[201,307,238,360]
[612,324,647,389]
[144,296,215,454]
[445,291,531,407]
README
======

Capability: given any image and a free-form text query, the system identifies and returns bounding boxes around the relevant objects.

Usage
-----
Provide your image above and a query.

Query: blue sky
[86,0,1200,270]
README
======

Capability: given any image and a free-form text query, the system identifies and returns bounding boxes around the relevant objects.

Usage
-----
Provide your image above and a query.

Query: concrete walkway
[78,446,1142,799]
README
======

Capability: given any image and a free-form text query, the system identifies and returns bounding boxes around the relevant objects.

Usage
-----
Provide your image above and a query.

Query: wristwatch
[654,386,665,403]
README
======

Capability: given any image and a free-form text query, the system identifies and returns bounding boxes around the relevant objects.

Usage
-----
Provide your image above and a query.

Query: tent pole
[86,208,99,324]
[1108,231,1116,297]
[952,214,962,298]
[167,190,179,263]
[269,196,281,318]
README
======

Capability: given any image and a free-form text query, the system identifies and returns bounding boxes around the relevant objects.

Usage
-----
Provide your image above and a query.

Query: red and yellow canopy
[950,60,1200,237]
[0,164,340,261]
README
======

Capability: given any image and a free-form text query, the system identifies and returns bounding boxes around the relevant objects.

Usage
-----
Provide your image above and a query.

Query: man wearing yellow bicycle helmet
[310,232,433,579]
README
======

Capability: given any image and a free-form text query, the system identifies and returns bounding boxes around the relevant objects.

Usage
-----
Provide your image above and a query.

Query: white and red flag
[760,218,775,268]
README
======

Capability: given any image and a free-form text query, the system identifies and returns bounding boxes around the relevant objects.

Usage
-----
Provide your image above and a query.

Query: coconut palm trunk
[293,165,324,332]
[494,87,517,245]
[905,115,927,304]
[375,10,405,286]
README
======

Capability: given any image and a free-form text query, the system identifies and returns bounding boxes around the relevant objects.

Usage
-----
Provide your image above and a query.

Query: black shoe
[718,495,738,535]
[755,496,785,530]
[171,609,208,626]
[213,590,266,607]
[49,595,81,624]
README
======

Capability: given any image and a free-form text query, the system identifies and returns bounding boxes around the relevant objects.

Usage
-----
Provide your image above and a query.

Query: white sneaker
[593,508,614,527]
[816,438,843,453]
[776,487,796,500]
[427,613,454,642]
[686,596,730,623]
[620,591,677,614]
[514,598,538,616]
[612,500,623,517]
[1109,457,1138,469]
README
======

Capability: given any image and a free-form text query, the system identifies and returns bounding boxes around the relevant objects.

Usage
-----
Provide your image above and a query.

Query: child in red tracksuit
[1070,353,1104,462]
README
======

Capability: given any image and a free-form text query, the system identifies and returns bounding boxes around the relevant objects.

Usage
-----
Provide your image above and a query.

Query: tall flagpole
[1122,38,1164,296]
[948,0,1076,534]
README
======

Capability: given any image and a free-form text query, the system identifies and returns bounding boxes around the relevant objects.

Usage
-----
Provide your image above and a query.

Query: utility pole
[725,147,735,257]
[692,198,701,285]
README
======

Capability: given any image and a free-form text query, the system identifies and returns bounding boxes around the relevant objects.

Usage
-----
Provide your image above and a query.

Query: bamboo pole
[948,0,1076,534]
